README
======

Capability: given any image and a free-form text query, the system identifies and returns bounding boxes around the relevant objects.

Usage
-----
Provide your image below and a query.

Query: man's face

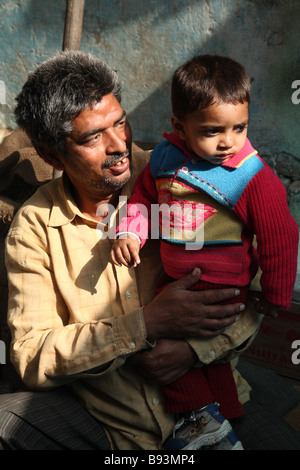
[60,94,132,201]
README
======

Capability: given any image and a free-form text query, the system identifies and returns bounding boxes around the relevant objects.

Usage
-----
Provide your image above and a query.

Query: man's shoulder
[8,177,62,236]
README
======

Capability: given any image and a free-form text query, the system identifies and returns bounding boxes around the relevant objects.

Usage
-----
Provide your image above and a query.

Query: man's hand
[129,339,198,385]
[143,267,245,340]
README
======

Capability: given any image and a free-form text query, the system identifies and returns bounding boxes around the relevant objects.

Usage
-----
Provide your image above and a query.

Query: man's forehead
[69,94,125,139]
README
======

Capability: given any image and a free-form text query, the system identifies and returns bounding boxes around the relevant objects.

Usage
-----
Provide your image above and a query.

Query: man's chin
[102,168,131,190]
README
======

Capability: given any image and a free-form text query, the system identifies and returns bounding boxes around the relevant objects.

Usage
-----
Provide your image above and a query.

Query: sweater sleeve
[235,162,299,309]
[116,162,159,247]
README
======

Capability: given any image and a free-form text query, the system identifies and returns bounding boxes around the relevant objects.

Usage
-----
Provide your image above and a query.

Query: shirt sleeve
[235,163,299,309]
[5,226,149,389]
[187,294,262,365]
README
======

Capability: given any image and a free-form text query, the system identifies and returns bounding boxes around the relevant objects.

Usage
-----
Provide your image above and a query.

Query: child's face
[172,101,249,165]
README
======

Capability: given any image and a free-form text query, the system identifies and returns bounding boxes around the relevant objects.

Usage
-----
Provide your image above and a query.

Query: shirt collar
[48,173,132,228]
[48,174,76,227]
[163,131,257,169]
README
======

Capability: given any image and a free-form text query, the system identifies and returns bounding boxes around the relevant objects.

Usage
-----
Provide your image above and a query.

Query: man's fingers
[170,267,201,290]
[207,311,240,328]
[206,301,245,319]
[199,287,243,306]
[168,269,243,310]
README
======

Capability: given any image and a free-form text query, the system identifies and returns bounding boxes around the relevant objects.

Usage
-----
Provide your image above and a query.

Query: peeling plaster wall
[1,1,300,156]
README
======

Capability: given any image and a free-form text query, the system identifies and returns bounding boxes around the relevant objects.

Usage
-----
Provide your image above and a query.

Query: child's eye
[235,124,247,133]
[203,128,219,136]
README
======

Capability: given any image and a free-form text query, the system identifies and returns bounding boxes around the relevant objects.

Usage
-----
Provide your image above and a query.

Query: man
[0,51,295,450]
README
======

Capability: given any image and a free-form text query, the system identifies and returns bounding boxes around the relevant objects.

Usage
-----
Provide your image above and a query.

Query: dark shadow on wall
[116,0,300,162]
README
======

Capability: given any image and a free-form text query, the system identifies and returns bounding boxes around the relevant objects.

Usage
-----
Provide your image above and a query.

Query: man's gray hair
[15,50,121,156]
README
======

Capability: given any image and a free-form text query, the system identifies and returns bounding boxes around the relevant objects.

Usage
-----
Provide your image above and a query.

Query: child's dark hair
[171,55,251,120]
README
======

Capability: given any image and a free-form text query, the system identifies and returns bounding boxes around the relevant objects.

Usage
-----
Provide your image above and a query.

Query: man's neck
[71,185,121,222]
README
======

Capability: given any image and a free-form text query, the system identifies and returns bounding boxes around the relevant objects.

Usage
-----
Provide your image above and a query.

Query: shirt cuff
[187,301,262,364]
[112,307,148,355]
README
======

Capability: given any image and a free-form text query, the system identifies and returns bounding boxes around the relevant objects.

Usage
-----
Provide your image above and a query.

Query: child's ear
[171,115,186,140]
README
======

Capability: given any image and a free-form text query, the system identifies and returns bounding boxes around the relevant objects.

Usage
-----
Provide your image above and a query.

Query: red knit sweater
[118,137,299,309]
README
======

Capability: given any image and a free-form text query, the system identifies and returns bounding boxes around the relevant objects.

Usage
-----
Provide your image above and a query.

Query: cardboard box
[242,299,300,380]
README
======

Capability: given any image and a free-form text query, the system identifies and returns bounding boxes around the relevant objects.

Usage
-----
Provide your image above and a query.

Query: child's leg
[203,363,244,419]
[162,362,244,419]
[157,276,248,419]
[158,277,247,450]
[162,365,244,450]
[193,280,248,419]
[157,275,214,413]
[162,368,214,414]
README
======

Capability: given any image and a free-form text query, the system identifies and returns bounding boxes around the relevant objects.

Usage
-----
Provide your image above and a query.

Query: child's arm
[235,163,299,310]
[116,162,159,246]
[255,296,280,318]
[112,162,159,267]
[111,234,141,268]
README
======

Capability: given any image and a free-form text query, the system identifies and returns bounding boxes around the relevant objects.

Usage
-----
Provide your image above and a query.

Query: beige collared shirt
[5,150,260,450]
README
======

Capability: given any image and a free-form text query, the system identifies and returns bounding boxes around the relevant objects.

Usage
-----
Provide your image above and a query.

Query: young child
[111,55,299,450]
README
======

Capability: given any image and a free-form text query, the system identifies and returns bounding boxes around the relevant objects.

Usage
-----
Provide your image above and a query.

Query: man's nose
[106,128,127,154]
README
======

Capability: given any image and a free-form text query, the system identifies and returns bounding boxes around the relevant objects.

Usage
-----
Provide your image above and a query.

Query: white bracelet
[116,231,141,245]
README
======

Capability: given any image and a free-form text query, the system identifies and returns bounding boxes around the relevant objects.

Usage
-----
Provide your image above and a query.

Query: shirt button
[152,398,159,405]
[209,350,216,358]
[129,341,136,350]
[191,158,198,164]
[126,291,131,299]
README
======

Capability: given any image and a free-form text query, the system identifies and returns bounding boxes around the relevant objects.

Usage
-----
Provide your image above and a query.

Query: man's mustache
[103,150,130,168]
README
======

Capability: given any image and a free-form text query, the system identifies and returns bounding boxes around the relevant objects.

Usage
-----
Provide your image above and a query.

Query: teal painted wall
[1,0,300,169]
[0,0,300,292]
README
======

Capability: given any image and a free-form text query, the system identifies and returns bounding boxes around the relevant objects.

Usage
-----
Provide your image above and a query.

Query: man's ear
[37,144,65,171]
[171,115,186,141]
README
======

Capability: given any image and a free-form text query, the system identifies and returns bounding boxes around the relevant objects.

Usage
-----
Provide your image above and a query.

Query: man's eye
[85,134,102,145]
[93,133,101,140]
[117,120,127,129]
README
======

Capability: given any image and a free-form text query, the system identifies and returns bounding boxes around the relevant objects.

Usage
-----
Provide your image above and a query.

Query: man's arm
[132,268,260,385]
[133,304,261,386]
[6,228,244,391]
[143,267,245,340]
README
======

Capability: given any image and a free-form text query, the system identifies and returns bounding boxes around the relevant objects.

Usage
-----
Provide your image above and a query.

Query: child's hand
[111,235,141,268]
[255,297,280,318]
